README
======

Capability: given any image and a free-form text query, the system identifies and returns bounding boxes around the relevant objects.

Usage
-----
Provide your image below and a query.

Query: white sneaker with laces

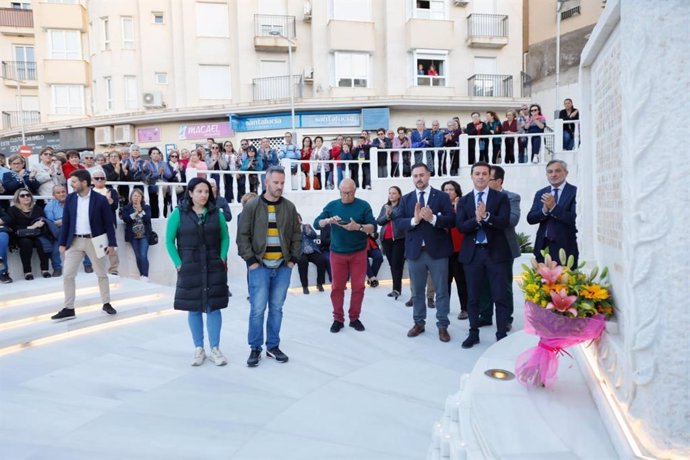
[210,347,228,366]
[140,276,149,282]
[191,347,206,366]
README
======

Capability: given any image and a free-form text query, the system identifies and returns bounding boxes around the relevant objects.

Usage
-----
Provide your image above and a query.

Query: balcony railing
[253,75,303,101]
[2,61,37,81]
[254,14,296,38]
[416,75,446,87]
[561,0,582,20]
[2,110,40,130]
[468,74,513,97]
[0,7,33,28]
[466,14,508,39]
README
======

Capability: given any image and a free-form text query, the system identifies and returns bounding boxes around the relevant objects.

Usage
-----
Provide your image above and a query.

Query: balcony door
[473,57,497,96]
[13,45,35,80]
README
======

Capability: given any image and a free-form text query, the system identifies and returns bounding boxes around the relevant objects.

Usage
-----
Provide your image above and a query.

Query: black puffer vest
[173,202,228,312]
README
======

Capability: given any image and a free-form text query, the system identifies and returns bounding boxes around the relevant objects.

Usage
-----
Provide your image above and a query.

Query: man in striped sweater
[237,166,302,367]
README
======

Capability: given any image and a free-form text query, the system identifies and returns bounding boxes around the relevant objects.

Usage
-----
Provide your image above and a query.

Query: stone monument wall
[578,0,689,457]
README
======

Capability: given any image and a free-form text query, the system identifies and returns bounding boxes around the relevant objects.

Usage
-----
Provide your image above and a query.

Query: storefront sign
[178,122,234,140]
[0,132,61,154]
[137,127,161,143]
[230,111,363,132]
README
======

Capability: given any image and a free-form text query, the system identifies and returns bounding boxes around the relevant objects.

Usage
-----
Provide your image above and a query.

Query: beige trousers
[63,236,111,309]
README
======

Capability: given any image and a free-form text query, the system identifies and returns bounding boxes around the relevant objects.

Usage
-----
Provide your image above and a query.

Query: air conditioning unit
[142,91,163,108]
[303,67,314,83]
[303,1,312,22]
[453,0,469,6]
[114,124,135,144]
[95,126,113,145]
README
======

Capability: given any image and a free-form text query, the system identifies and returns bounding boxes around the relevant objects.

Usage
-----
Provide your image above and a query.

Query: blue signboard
[231,111,363,132]
[362,108,391,131]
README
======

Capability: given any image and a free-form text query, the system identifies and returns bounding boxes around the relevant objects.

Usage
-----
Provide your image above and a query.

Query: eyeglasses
[530,109,539,112]
[93,177,106,181]
[18,193,31,198]
[340,190,355,196]
[84,157,94,160]
[212,146,219,149]
[11,162,23,166]
[169,155,179,158]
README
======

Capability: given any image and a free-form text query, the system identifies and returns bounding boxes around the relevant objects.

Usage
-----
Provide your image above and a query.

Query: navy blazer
[59,191,117,249]
[457,188,512,264]
[526,182,578,261]
[394,187,454,260]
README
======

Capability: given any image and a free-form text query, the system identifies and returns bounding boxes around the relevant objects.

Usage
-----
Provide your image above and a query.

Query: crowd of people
[0,99,580,366]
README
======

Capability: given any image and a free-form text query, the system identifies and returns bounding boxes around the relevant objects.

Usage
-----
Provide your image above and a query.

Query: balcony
[466,14,508,48]
[33,2,87,31]
[2,111,40,130]
[253,75,303,102]
[254,15,297,52]
[0,7,33,35]
[560,0,581,20]
[468,74,513,98]
[2,61,37,83]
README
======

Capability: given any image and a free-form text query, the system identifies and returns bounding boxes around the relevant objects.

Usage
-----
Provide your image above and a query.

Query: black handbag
[17,227,41,238]
[148,231,159,246]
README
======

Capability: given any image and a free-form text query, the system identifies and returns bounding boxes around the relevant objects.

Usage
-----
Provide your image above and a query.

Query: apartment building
[523,0,604,117]
[1,0,527,154]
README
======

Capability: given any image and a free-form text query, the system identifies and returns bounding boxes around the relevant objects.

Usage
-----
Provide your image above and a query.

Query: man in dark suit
[457,162,512,348]
[478,166,521,328]
[395,163,455,342]
[51,169,117,320]
[527,159,578,266]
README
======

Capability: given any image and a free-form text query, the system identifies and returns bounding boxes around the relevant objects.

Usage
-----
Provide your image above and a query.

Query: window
[196,3,229,37]
[10,2,31,9]
[155,72,168,84]
[333,52,369,88]
[48,30,81,60]
[52,85,84,115]
[412,0,447,20]
[13,45,35,80]
[414,50,447,87]
[46,0,78,3]
[101,17,110,50]
[121,16,134,49]
[152,12,164,24]
[330,0,371,21]
[198,65,231,99]
[124,76,138,109]
[104,77,113,110]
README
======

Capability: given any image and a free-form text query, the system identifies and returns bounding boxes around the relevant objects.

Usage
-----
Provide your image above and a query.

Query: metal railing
[0,7,33,28]
[253,75,303,101]
[416,76,446,87]
[466,14,508,38]
[468,74,513,97]
[561,0,581,20]
[1,61,37,81]
[2,110,40,129]
[254,14,296,38]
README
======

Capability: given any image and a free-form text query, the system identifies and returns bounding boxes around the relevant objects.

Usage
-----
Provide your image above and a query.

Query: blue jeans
[563,130,574,150]
[130,237,150,277]
[188,310,222,348]
[247,264,292,350]
[0,232,9,274]
[51,241,62,270]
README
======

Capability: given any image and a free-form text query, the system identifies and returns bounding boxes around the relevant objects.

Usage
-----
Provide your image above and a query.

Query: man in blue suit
[457,162,512,348]
[395,163,455,342]
[526,159,578,267]
[51,170,117,320]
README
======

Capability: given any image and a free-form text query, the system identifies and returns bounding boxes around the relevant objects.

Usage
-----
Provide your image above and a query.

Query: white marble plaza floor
[0,271,523,460]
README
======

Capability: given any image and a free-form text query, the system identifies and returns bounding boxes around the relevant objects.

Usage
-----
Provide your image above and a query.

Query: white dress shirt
[75,190,92,235]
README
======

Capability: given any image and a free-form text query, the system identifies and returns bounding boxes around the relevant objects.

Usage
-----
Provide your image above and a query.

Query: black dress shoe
[317,284,324,292]
[461,334,480,349]
[349,319,365,331]
[51,308,75,320]
[405,298,413,307]
[330,320,344,333]
[302,287,310,294]
[496,332,507,341]
[102,303,117,315]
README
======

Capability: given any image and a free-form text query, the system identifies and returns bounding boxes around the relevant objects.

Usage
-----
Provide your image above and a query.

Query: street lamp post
[555,0,565,116]
[269,30,296,138]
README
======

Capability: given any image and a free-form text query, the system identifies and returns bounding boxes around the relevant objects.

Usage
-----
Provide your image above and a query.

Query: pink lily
[546,288,578,316]
[537,260,564,285]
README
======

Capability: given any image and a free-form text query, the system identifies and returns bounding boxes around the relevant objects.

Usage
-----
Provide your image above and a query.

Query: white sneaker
[140,276,149,282]
[191,347,206,366]
[210,347,228,366]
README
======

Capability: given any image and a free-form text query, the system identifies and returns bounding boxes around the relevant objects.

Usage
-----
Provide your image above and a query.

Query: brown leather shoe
[407,324,425,337]
[438,327,451,342]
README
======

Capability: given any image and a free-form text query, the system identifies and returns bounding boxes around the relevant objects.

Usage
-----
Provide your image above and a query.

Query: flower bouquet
[515,249,614,388]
